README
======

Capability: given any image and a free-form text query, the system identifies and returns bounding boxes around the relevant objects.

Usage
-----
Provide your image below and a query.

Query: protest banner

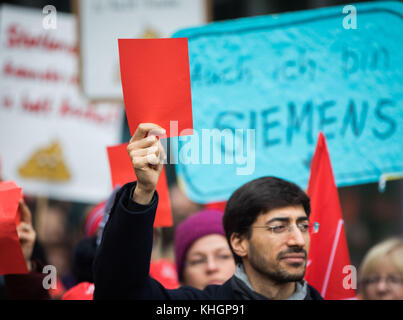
[0,5,123,203]
[79,0,209,100]
[170,1,403,203]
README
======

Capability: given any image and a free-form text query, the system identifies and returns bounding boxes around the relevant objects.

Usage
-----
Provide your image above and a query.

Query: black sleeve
[93,181,162,300]
[93,181,211,300]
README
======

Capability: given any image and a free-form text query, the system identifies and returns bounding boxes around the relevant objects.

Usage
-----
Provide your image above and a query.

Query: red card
[118,38,193,137]
[106,143,173,227]
[0,181,28,275]
[0,181,22,226]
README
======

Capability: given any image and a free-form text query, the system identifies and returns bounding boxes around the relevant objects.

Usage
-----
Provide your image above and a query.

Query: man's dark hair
[223,176,310,264]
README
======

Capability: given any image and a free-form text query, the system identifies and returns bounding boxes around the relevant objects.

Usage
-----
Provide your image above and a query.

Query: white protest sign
[0,5,123,203]
[79,0,208,100]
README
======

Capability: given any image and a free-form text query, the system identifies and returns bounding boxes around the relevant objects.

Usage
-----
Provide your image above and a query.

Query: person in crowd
[174,209,235,290]
[61,200,106,300]
[93,123,323,300]
[4,199,50,300]
[358,237,403,300]
[63,186,179,300]
[62,236,97,300]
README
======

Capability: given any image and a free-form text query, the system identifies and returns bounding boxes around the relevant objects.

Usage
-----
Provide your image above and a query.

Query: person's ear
[230,232,249,260]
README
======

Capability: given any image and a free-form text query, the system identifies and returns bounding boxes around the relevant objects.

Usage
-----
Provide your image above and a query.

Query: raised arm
[128,123,166,204]
[93,123,167,300]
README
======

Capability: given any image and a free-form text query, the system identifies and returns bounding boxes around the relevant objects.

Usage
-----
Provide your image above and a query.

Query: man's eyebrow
[296,217,309,222]
[265,217,290,225]
[265,216,309,225]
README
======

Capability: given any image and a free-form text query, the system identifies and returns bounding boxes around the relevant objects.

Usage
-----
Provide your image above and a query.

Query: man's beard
[249,243,307,284]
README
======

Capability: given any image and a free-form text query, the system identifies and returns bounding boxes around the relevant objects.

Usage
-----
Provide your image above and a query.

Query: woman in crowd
[359,237,403,300]
[174,209,236,290]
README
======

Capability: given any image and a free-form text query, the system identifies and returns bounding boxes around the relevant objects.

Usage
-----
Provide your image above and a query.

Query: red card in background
[106,143,173,228]
[205,201,227,213]
[118,38,193,137]
[0,181,22,226]
[0,181,28,275]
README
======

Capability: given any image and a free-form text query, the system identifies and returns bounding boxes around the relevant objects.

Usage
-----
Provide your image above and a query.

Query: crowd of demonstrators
[358,237,403,300]
[1,183,180,300]
[1,123,403,300]
[93,123,323,300]
[63,186,181,299]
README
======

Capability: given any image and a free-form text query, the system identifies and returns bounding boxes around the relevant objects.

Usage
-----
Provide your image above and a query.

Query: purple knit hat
[174,209,225,281]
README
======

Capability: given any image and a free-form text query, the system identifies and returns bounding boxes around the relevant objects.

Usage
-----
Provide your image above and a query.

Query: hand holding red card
[118,38,193,137]
[0,181,28,275]
[106,143,173,228]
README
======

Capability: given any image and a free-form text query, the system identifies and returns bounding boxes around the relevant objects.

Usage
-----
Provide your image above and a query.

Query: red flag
[304,133,356,300]
[106,143,173,228]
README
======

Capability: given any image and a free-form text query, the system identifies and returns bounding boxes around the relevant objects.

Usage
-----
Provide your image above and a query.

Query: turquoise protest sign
[170,1,403,203]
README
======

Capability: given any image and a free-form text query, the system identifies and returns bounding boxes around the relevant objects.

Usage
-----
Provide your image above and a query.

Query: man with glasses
[223,176,322,300]
[93,123,323,300]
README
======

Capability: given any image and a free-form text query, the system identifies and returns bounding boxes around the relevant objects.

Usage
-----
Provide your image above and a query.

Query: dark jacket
[93,182,323,300]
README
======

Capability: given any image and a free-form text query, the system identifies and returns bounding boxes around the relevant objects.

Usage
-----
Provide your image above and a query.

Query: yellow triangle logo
[141,27,159,39]
[18,141,71,182]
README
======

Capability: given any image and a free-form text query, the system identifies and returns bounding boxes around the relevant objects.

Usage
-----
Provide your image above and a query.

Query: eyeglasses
[362,275,403,288]
[252,222,320,235]
[186,253,233,268]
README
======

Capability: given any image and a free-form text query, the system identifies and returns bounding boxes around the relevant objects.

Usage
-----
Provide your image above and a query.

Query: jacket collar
[232,263,308,300]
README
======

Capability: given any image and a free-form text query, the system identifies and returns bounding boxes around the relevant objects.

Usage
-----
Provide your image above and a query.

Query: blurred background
[0,0,401,298]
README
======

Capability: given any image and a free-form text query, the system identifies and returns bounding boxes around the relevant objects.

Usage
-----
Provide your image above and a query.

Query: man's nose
[287,225,306,247]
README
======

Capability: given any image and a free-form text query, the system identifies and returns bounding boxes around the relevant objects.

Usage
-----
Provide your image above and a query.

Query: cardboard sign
[118,38,193,136]
[0,5,123,203]
[171,1,403,203]
[0,181,27,275]
[79,0,208,99]
[106,143,173,227]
